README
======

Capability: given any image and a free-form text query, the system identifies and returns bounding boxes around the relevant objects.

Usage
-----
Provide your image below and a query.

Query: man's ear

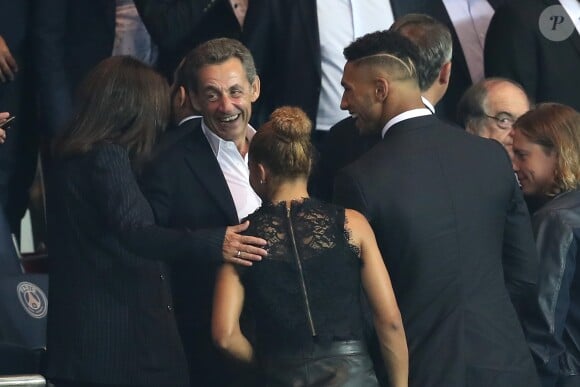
[251,75,261,103]
[176,86,187,107]
[189,91,202,112]
[258,162,269,183]
[375,77,389,102]
[439,62,452,85]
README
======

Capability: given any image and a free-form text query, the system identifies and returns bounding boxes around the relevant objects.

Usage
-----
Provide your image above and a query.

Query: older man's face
[478,82,530,159]
[194,57,260,142]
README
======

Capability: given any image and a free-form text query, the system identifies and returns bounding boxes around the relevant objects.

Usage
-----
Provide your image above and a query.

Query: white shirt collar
[201,120,256,158]
[381,108,433,138]
[200,120,260,221]
[177,115,201,127]
[421,96,436,114]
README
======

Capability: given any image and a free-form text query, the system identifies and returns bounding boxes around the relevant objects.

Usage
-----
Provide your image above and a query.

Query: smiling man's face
[194,57,260,142]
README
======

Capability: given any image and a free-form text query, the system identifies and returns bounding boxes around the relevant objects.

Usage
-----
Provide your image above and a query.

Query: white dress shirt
[316,0,395,131]
[201,122,262,221]
[560,0,580,34]
[443,0,494,83]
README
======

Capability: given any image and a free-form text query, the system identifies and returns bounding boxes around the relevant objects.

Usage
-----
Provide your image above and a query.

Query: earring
[260,179,265,185]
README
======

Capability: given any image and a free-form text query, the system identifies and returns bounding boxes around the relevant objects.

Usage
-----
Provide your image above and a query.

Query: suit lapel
[300,0,322,74]
[570,30,580,57]
[183,122,239,224]
[431,1,471,79]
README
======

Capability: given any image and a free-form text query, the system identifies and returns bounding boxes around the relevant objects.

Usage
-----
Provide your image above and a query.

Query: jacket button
[160,274,165,280]
[167,305,173,311]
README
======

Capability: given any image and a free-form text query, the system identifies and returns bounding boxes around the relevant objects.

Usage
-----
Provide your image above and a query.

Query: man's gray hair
[391,13,452,92]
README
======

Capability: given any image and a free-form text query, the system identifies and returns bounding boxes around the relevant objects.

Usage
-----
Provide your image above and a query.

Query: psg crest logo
[16,281,48,319]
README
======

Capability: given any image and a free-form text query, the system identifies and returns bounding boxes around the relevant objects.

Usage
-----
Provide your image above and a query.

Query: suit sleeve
[484,5,538,100]
[139,147,225,262]
[32,0,73,137]
[134,0,214,53]
[92,144,223,263]
[525,209,576,387]
[502,155,539,324]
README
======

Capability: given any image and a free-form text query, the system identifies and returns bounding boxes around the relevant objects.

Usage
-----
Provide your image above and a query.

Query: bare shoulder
[345,208,370,229]
[344,208,373,246]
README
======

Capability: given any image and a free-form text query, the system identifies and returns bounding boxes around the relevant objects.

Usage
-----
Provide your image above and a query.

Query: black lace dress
[240,198,379,387]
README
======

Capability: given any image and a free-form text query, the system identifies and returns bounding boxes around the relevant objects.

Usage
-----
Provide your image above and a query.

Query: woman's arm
[212,264,254,363]
[346,209,408,387]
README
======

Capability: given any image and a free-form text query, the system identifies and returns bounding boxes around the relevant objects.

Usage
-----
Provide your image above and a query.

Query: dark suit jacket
[404,0,511,123]
[310,116,380,201]
[34,0,116,137]
[46,143,196,386]
[141,118,241,387]
[0,0,39,233]
[266,1,418,130]
[485,0,580,111]
[334,115,540,387]
[134,0,239,79]
[135,0,271,125]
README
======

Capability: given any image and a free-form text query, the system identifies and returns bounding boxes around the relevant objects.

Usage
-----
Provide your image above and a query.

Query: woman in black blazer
[46,56,195,387]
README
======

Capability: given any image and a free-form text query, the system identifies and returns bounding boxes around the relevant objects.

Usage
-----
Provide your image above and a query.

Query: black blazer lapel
[299,0,321,74]
[184,124,239,224]
[570,30,580,57]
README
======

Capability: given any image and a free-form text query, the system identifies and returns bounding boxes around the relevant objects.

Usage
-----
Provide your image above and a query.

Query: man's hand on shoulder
[222,220,268,266]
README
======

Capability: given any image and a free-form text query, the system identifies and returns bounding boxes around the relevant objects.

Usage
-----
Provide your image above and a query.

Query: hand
[0,112,10,144]
[0,35,18,82]
[222,221,268,266]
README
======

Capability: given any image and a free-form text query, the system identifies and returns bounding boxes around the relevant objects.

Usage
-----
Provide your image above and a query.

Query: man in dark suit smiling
[141,38,266,387]
[333,30,540,387]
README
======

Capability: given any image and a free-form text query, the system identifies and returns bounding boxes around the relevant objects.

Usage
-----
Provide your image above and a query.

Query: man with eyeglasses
[457,77,531,163]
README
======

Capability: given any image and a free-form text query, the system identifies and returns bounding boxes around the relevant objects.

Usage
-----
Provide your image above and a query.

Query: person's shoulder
[152,119,204,163]
[344,207,367,225]
[536,190,580,219]
[492,0,544,21]
[90,142,129,164]
[328,117,357,137]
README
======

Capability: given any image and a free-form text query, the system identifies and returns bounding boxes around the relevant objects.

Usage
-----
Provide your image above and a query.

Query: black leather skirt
[257,340,379,387]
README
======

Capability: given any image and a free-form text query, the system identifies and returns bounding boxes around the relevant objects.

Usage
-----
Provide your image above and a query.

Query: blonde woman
[212,106,408,387]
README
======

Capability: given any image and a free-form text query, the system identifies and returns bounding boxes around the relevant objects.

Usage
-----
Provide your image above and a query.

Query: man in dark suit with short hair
[141,38,266,387]
[333,30,540,387]
[312,13,453,201]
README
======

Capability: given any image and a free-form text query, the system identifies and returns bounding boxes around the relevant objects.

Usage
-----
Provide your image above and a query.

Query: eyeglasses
[484,114,515,130]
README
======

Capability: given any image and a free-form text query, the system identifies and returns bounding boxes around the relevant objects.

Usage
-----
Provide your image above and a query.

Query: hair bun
[268,106,312,142]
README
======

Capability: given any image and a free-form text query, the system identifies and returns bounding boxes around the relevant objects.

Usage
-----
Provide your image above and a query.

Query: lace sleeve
[343,212,361,258]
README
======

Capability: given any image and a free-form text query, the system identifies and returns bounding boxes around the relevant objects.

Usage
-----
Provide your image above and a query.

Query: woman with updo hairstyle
[512,103,580,387]
[212,106,408,387]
